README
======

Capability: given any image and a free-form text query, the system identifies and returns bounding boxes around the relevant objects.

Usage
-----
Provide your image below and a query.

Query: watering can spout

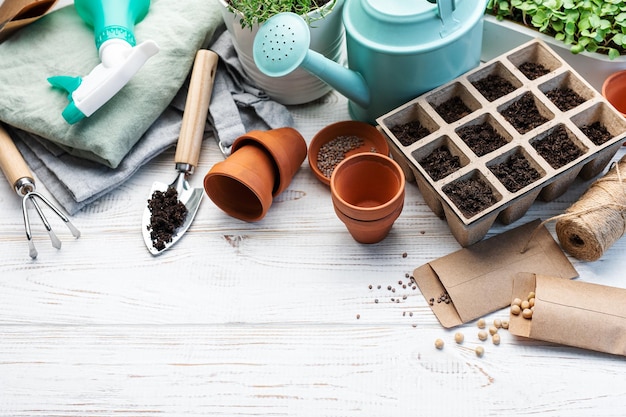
[252,12,370,109]
[301,49,370,108]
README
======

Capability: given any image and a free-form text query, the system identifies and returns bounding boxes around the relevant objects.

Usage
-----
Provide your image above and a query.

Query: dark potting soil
[146,187,188,251]
[517,61,550,80]
[443,177,497,219]
[390,120,431,146]
[489,152,541,193]
[532,124,584,169]
[545,87,585,112]
[420,146,461,181]
[434,96,472,123]
[580,121,613,145]
[456,122,508,157]
[471,74,516,102]
[500,92,549,134]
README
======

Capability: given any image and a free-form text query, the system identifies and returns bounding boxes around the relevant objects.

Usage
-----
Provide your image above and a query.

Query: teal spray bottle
[48,0,159,124]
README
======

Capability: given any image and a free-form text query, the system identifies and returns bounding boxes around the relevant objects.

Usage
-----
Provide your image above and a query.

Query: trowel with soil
[142,49,218,255]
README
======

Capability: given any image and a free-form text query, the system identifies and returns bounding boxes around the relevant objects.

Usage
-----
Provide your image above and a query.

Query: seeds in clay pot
[317,135,365,179]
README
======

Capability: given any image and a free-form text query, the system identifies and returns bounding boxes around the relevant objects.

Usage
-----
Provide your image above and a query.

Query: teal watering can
[253,0,487,123]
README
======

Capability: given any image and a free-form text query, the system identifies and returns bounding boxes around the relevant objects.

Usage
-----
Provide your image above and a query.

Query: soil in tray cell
[390,120,431,147]
[532,124,584,169]
[580,121,613,145]
[443,176,498,219]
[501,92,549,134]
[489,152,541,193]
[420,146,461,181]
[517,61,550,80]
[434,96,473,123]
[457,122,508,157]
[471,74,516,102]
[545,87,585,112]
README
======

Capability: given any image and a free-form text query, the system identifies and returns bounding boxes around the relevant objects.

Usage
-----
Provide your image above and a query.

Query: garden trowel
[142,49,218,255]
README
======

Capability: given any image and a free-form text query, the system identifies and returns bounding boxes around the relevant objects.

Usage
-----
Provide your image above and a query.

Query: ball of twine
[555,155,626,261]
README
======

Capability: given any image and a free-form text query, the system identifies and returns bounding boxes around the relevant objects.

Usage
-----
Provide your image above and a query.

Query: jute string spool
[520,154,626,261]
[554,154,626,261]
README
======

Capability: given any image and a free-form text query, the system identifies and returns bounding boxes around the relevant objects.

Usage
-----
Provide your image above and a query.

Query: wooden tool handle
[0,123,34,190]
[174,49,219,168]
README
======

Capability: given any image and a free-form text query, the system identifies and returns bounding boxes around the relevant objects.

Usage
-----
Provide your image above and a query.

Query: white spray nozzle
[49,39,159,124]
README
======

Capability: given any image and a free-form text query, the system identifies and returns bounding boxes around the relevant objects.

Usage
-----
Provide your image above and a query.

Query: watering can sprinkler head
[252,12,370,109]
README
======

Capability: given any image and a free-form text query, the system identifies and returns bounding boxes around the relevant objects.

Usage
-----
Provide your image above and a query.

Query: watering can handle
[437,0,460,37]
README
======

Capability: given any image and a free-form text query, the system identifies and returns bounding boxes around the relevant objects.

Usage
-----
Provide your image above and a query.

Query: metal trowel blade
[141,180,203,256]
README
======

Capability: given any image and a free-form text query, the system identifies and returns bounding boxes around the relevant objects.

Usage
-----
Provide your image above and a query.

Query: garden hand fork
[0,123,80,258]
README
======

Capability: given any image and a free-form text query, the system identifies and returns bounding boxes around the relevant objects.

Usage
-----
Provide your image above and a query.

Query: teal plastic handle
[74,0,150,49]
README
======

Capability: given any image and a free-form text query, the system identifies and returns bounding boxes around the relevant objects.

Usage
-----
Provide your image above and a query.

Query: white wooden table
[2,2,626,416]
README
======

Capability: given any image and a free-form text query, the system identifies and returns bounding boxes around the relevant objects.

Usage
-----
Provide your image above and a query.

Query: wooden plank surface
[1,1,626,414]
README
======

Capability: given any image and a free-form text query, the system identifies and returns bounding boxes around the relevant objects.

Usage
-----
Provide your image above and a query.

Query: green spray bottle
[48,0,159,124]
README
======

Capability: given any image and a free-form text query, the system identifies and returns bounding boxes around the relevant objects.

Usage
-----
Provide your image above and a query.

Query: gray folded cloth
[11,29,294,215]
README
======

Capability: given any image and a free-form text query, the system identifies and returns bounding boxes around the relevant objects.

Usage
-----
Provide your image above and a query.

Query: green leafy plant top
[486,0,626,59]
[226,0,337,29]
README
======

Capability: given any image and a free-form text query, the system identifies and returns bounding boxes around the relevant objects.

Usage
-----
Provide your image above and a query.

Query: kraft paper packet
[0,0,57,42]
[510,273,626,357]
[413,219,578,328]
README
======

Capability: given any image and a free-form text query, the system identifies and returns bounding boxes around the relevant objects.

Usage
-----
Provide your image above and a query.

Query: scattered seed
[522,308,533,319]
[374,299,379,303]
[529,297,535,308]
[475,346,485,357]
[478,330,488,341]
[477,318,486,329]
[511,304,521,315]
[454,332,464,344]
[489,326,498,336]
[368,284,373,290]
[521,300,530,310]
[356,314,360,319]
[492,334,501,345]
[435,338,445,349]
[501,320,509,329]
[512,298,522,307]
[402,252,408,258]
[493,319,502,329]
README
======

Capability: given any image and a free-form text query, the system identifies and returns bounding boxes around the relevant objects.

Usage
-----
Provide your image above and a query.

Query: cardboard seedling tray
[377,39,626,247]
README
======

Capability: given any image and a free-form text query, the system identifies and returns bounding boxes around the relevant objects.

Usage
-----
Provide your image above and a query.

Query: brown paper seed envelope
[413,219,578,328]
[510,273,626,357]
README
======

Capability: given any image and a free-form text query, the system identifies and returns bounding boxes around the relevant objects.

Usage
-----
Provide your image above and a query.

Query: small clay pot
[602,70,626,116]
[330,152,405,243]
[204,127,307,221]
[308,120,390,185]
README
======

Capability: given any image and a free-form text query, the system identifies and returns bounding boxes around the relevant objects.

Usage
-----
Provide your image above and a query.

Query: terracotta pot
[204,127,307,221]
[308,120,390,185]
[232,127,307,196]
[602,70,626,116]
[330,153,405,243]
[333,203,403,244]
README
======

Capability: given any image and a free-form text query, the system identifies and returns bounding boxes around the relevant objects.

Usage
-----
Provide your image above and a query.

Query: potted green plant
[482,0,626,91]
[218,0,345,105]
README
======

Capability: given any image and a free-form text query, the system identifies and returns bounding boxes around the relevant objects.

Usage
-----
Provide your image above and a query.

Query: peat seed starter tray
[377,39,626,247]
